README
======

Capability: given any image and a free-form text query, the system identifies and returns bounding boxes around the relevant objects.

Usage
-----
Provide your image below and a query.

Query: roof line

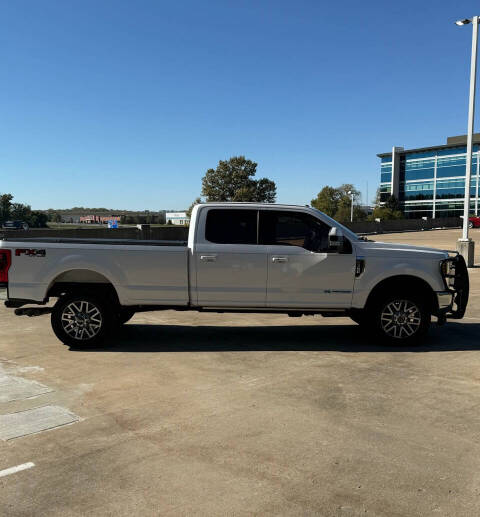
[377,143,469,158]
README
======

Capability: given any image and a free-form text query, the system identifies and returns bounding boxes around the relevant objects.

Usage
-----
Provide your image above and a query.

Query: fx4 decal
[15,249,46,257]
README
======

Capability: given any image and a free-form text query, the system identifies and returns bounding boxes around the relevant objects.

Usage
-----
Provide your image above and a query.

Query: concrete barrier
[344,217,462,235]
[0,226,190,241]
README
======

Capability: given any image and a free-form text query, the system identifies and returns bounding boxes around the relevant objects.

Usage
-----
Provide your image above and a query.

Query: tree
[29,211,48,228]
[369,206,403,221]
[310,184,363,222]
[368,193,403,221]
[10,203,32,222]
[0,194,13,223]
[0,193,47,227]
[201,156,276,203]
[186,197,202,219]
[384,194,401,212]
[311,186,339,217]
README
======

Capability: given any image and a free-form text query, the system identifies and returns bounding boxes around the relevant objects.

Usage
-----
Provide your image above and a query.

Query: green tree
[335,184,361,222]
[310,186,340,217]
[311,184,363,221]
[384,194,401,212]
[368,193,403,221]
[201,156,276,203]
[29,211,48,228]
[0,194,13,223]
[369,206,403,221]
[10,203,32,221]
[186,197,202,219]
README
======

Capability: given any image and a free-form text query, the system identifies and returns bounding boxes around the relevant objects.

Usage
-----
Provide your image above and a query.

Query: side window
[260,211,341,253]
[205,209,257,244]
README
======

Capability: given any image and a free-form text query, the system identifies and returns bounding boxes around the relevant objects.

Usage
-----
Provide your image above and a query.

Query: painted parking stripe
[0,462,35,478]
[0,406,79,441]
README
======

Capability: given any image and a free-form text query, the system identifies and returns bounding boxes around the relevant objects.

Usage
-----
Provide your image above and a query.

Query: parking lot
[1,228,480,516]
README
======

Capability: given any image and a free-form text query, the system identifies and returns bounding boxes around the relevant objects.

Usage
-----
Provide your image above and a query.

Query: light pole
[347,190,354,222]
[456,16,478,267]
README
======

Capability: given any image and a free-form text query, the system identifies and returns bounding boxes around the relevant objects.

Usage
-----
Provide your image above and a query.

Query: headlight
[440,259,449,277]
[440,259,456,288]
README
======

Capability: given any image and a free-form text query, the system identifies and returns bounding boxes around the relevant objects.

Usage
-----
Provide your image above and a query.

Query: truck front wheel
[51,293,118,347]
[369,292,430,345]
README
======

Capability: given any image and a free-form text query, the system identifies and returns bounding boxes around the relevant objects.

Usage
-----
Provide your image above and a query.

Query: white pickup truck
[0,203,469,346]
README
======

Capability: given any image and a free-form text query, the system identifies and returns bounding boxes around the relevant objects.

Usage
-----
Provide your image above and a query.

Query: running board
[14,307,52,317]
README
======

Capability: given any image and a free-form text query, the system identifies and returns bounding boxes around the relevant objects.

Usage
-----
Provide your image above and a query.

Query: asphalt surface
[1,228,480,516]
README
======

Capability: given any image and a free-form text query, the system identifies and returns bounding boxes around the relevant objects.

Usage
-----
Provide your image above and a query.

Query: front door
[260,210,356,308]
[194,208,267,307]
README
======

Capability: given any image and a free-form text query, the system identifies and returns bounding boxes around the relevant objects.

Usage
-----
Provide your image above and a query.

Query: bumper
[0,285,7,302]
[436,291,454,311]
[438,254,469,319]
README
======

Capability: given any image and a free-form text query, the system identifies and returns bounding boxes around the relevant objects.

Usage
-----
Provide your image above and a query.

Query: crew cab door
[260,210,356,308]
[194,208,267,307]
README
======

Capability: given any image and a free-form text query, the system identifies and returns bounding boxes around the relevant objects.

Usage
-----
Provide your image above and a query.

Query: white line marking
[0,462,35,478]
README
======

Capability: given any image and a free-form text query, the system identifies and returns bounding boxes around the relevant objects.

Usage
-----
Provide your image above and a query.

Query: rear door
[260,210,356,308]
[194,208,267,307]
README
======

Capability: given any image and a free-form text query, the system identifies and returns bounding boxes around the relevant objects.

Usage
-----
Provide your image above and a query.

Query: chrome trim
[0,287,7,301]
[436,291,453,310]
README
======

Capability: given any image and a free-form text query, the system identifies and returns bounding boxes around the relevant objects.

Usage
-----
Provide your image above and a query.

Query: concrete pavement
[1,228,480,516]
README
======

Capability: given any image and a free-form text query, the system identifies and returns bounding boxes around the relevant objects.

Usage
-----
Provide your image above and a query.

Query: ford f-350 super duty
[0,203,469,346]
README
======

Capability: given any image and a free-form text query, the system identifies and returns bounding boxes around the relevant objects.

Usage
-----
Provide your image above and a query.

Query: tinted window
[205,209,257,244]
[259,211,333,252]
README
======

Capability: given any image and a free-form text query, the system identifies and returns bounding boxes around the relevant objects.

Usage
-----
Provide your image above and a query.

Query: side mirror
[328,226,345,252]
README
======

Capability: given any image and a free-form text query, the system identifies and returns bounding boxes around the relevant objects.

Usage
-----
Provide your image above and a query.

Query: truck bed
[0,238,190,306]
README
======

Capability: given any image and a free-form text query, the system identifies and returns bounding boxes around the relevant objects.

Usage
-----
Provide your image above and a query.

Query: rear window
[205,209,257,244]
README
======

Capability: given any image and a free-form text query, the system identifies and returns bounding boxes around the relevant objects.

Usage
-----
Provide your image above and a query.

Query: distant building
[166,212,189,225]
[378,134,480,219]
[79,215,121,224]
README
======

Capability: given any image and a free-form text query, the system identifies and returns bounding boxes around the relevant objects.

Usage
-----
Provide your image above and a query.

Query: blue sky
[1,0,479,210]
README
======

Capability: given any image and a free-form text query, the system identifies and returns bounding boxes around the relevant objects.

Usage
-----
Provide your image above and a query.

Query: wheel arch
[46,268,120,306]
[365,275,437,314]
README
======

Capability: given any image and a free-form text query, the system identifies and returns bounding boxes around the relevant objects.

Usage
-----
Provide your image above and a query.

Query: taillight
[0,249,11,283]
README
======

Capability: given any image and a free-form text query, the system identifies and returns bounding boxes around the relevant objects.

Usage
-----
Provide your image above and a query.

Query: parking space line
[0,462,35,478]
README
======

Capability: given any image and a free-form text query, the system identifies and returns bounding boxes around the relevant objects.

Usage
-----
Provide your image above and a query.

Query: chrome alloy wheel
[380,300,421,339]
[61,301,103,340]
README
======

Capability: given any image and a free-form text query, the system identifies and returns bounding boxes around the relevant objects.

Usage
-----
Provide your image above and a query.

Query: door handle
[272,256,288,263]
[200,255,217,262]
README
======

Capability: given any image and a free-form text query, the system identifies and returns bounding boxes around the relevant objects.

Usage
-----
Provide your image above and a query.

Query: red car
[469,216,480,228]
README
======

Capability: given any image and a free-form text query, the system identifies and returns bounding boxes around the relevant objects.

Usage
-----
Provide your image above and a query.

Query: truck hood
[356,240,450,259]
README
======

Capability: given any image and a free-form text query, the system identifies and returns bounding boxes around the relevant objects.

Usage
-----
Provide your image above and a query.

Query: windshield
[311,208,360,242]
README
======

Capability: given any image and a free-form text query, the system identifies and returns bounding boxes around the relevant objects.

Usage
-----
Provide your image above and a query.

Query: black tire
[51,292,118,347]
[350,310,366,326]
[118,308,136,325]
[368,291,430,345]
[469,221,474,229]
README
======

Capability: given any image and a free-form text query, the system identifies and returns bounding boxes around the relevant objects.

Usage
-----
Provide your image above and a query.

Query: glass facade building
[378,135,480,218]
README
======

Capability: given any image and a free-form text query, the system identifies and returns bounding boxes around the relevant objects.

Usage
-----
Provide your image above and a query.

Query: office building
[378,134,480,218]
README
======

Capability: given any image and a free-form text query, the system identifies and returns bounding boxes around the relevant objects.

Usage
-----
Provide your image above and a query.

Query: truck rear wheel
[369,292,430,345]
[51,293,118,347]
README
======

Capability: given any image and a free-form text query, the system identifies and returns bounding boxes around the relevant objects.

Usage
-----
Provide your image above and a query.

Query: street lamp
[455,15,479,267]
[347,190,354,222]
